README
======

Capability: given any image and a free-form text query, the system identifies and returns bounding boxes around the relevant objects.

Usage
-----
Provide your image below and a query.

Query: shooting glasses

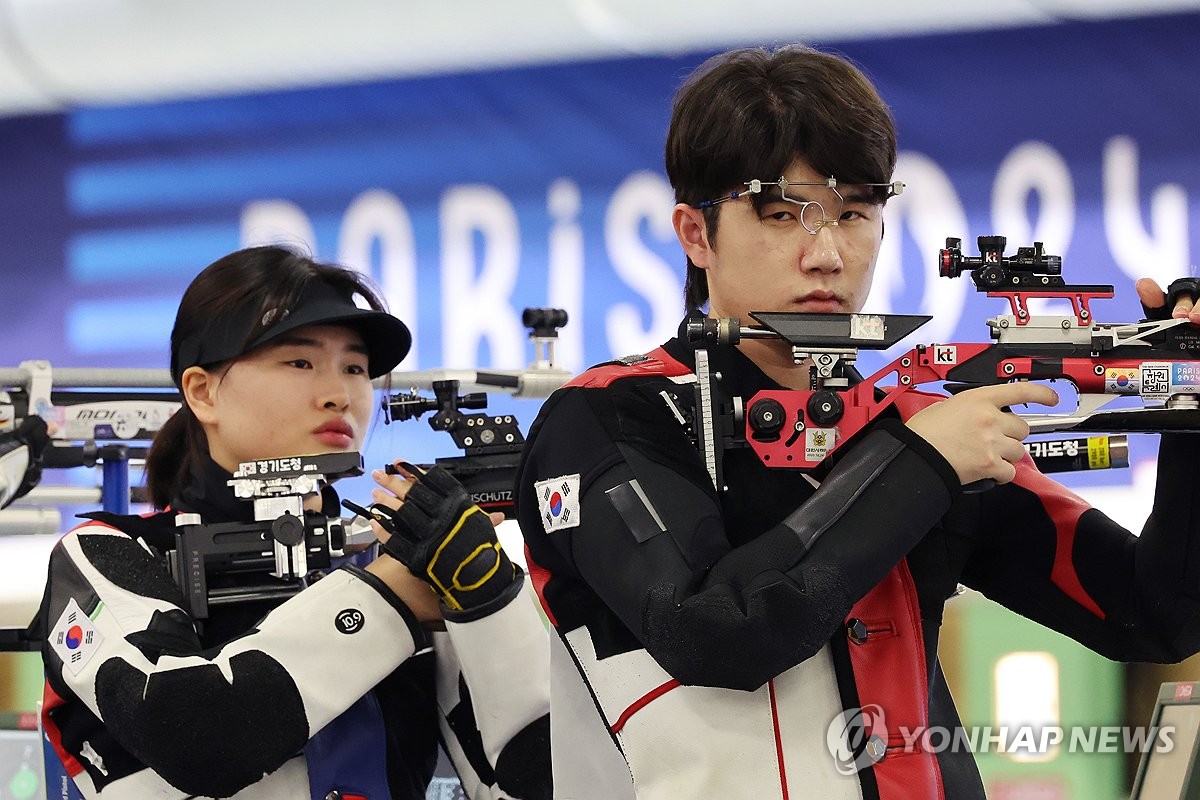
[695,176,905,234]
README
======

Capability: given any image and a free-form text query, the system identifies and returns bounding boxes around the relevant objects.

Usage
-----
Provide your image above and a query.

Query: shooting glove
[0,416,49,510]
[1142,277,1200,321]
[356,465,517,612]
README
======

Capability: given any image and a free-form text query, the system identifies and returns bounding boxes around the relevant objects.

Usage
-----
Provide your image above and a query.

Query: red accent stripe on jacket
[846,561,945,800]
[565,347,692,389]
[891,387,1102,618]
[523,545,559,627]
[768,678,790,800]
[41,682,86,778]
[610,679,681,734]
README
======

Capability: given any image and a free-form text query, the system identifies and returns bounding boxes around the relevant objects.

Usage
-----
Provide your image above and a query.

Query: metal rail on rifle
[0,307,573,508]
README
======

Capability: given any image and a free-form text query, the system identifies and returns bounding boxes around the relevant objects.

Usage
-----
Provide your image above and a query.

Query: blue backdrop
[2,11,1198,483]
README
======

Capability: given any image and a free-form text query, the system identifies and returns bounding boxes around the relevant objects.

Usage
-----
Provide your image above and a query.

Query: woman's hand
[359,460,517,613]
[364,555,444,628]
[357,462,446,627]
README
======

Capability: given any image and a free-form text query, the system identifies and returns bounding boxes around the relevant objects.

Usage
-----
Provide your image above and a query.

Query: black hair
[665,45,898,311]
[146,245,389,509]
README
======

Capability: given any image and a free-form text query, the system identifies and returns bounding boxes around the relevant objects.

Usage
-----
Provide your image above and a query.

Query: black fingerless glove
[352,465,517,611]
[1142,277,1200,321]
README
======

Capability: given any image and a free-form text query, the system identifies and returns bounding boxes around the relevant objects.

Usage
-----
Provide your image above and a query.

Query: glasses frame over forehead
[694,176,905,235]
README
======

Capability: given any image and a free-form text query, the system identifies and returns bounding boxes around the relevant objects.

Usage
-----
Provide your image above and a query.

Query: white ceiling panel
[0,0,1196,117]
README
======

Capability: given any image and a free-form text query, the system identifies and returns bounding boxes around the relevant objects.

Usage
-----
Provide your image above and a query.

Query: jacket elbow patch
[494,713,552,800]
[641,564,848,691]
[95,651,308,796]
[77,532,187,608]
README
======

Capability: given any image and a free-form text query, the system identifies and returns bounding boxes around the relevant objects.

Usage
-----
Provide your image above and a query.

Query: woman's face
[189,324,376,473]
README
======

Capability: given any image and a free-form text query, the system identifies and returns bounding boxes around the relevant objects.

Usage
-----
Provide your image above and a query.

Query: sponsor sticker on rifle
[58,400,179,441]
[1172,362,1200,394]
[536,474,581,533]
[805,428,837,461]
[932,345,958,365]
[850,314,886,341]
[50,598,104,676]
[1140,363,1171,401]
[1105,368,1139,395]
[1026,439,1080,459]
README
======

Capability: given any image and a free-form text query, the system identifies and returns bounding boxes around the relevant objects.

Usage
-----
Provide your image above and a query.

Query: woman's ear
[180,366,219,425]
[673,204,714,270]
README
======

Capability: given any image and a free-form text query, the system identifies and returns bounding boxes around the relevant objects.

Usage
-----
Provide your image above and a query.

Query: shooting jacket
[37,455,551,800]
[515,319,1200,800]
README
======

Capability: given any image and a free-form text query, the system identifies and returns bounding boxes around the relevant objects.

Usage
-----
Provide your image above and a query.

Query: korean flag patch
[535,474,581,533]
[50,598,104,676]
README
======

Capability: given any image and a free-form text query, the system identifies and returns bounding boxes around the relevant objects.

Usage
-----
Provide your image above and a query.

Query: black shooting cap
[171,279,411,384]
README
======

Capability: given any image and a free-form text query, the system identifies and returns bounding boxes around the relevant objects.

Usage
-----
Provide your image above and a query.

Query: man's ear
[673,203,714,269]
[180,366,219,425]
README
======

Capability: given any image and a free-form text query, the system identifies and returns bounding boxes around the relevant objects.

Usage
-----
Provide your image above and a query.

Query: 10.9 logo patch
[335,608,365,634]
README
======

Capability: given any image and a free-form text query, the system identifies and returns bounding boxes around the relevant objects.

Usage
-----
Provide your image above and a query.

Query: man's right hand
[905,382,1059,487]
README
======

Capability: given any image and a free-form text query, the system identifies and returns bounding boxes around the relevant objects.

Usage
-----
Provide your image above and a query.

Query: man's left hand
[1136,277,1200,323]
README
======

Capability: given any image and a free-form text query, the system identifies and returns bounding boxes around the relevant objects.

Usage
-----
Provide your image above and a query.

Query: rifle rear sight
[376,307,566,517]
[384,380,523,456]
[940,235,1064,290]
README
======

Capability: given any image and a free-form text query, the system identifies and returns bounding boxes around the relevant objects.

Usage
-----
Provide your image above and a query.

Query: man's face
[686,157,885,325]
